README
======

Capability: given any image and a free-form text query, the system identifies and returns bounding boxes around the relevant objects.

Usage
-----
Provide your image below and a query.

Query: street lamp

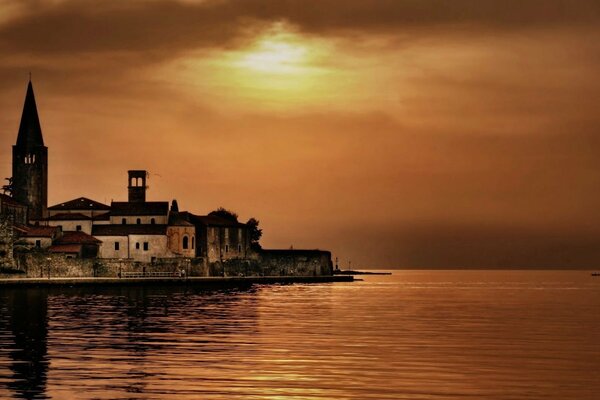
[46,257,51,279]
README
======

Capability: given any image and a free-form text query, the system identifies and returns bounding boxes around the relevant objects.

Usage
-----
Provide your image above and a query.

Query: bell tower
[12,80,48,221]
[128,170,147,203]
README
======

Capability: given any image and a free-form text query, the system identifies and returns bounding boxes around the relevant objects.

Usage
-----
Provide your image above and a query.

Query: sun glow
[235,38,309,75]
[167,27,349,110]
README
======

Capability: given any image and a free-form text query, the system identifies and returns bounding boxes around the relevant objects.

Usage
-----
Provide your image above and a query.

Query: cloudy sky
[1,0,600,268]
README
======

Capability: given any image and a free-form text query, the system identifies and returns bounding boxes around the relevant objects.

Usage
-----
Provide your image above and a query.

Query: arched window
[150,218,155,225]
[183,235,189,250]
[136,218,141,225]
[122,218,126,225]
[191,236,195,249]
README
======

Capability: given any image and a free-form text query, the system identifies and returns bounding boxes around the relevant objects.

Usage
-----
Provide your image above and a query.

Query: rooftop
[47,212,91,221]
[0,194,26,208]
[49,197,110,211]
[180,212,246,227]
[111,201,169,216]
[54,231,101,245]
[22,226,60,238]
[48,244,81,254]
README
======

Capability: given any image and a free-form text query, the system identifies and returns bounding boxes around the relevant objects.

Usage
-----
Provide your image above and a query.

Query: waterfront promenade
[0,275,353,288]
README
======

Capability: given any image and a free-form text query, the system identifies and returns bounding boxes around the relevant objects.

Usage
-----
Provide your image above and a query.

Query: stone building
[0,80,333,276]
[178,212,251,263]
[19,226,61,250]
[48,231,101,259]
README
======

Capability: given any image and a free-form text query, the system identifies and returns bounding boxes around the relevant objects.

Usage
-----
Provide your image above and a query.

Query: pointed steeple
[16,80,44,149]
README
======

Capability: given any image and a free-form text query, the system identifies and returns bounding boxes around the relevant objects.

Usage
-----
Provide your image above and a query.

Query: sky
[1,0,600,268]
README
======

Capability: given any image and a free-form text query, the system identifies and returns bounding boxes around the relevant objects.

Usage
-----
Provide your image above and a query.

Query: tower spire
[16,80,44,150]
[12,80,48,222]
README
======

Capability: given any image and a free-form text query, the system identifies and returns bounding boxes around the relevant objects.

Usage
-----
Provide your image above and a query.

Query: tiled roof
[48,244,81,254]
[49,197,110,211]
[110,201,169,216]
[54,231,101,245]
[23,226,60,237]
[179,212,246,227]
[168,212,194,227]
[13,224,29,234]
[93,212,110,221]
[92,224,167,236]
[47,212,91,221]
[0,194,26,208]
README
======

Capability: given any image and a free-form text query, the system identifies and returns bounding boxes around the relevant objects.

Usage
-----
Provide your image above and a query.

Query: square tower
[128,170,147,203]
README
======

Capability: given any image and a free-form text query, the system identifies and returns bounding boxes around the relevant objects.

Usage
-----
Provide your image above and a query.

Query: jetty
[0,275,353,288]
[334,270,391,275]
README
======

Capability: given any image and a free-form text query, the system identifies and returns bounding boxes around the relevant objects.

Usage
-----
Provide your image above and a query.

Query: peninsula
[0,80,342,283]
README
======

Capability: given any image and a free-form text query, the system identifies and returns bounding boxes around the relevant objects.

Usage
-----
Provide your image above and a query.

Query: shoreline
[0,275,353,288]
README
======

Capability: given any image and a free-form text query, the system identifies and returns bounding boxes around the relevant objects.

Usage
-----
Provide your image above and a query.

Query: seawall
[0,275,353,288]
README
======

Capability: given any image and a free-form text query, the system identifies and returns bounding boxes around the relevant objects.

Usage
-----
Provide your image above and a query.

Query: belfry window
[183,236,189,249]
[191,236,195,250]
[136,218,141,224]
[24,154,35,164]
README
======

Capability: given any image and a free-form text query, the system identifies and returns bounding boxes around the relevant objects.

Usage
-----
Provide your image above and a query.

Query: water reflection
[0,272,598,399]
[0,288,49,400]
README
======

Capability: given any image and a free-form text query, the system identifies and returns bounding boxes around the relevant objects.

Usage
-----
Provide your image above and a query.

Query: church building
[5,80,251,264]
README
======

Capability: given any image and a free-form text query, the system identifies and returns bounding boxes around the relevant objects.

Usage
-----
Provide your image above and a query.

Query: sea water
[0,270,598,399]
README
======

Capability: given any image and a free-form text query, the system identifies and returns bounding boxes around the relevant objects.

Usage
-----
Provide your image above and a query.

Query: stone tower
[128,170,147,203]
[12,80,48,221]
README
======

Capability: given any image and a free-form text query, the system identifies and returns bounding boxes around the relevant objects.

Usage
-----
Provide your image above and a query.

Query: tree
[209,207,239,222]
[246,217,263,250]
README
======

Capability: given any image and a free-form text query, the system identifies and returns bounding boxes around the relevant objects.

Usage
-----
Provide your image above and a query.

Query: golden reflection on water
[0,271,599,399]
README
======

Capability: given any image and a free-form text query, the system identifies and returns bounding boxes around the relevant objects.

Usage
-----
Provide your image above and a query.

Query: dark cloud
[1,0,600,57]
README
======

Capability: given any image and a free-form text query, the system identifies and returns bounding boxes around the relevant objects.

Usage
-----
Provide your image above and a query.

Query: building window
[238,244,242,253]
[136,218,141,225]
[122,218,126,225]
[151,218,155,225]
[143,242,149,251]
[191,236,195,249]
[225,245,229,253]
[135,242,140,250]
[115,242,120,251]
[183,236,189,249]
[35,240,41,248]
[76,225,82,231]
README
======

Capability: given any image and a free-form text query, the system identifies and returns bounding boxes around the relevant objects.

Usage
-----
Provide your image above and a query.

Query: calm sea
[0,270,598,399]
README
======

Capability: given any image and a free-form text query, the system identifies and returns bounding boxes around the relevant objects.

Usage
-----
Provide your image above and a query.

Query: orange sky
[1,0,600,268]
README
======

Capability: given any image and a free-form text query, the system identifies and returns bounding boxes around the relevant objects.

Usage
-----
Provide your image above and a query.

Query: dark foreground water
[0,270,598,399]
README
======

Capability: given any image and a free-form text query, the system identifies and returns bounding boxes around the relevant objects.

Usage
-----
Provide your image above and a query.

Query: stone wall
[209,249,333,277]
[0,216,15,269]
[0,249,333,278]
[2,253,203,279]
